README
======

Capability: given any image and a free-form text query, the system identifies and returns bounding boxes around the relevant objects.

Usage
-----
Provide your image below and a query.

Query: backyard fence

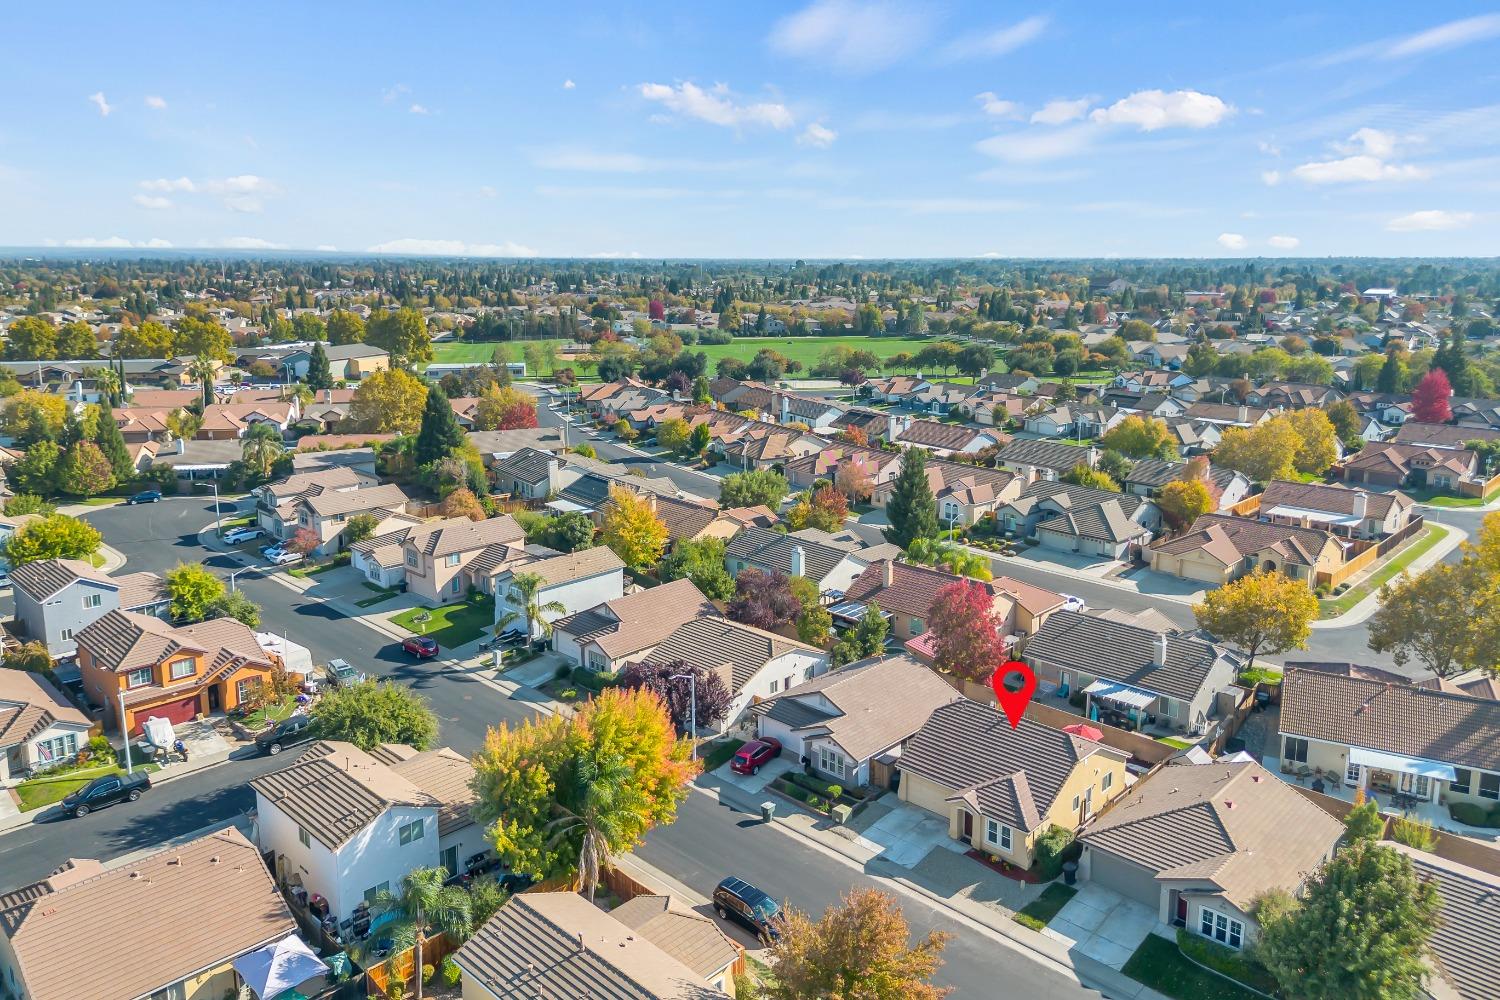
[364,933,457,997]
[1289,785,1500,878]
[1313,514,1426,589]
[1459,471,1500,498]
[1226,494,1262,517]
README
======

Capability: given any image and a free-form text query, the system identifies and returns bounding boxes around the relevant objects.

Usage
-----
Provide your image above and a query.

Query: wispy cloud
[1387,14,1500,57]
[797,122,838,148]
[531,148,757,173]
[846,109,970,131]
[975,93,1022,119]
[88,92,111,117]
[137,174,281,212]
[366,238,537,256]
[212,237,289,250]
[409,104,431,115]
[144,95,167,110]
[1031,98,1091,125]
[943,15,1048,61]
[768,0,931,73]
[1385,209,1475,231]
[62,236,171,248]
[132,194,172,210]
[637,81,794,130]
[976,124,1097,163]
[1268,235,1301,249]
[1217,232,1247,250]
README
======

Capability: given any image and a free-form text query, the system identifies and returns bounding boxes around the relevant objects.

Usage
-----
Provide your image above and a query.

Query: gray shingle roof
[645,617,821,693]
[1393,844,1500,1000]
[724,525,853,584]
[491,446,558,486]
[1035,497,1149,543]
[1123,459,1241,492]
[1023,609,1237,704]
[997,439,1097,472]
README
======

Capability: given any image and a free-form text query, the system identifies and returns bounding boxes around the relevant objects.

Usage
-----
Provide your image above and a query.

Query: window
[768,679,780,694]
[1102,771,1114,791]
[169,659,194,680]
[148,984,186,1000]
[406,551,418,567]
[446,553,461,567]
[1451,769,1472,795]
[1071,795,1080,812]
[817,745,847,779]
[35,733,77,763]
[1200,907,1244,949]
[127,668,152,688]
[984,818,1013,852]
[1157,696,1178,720]
[1481,772,1500,801]
[450,577,461,594]
[1346,761,1363,786]
[363,882,389,905]
[1282,736,1309,765]
[83,593,103,609]
[399,819,425,845]
[60,628,73,642]
[910,617,925,635]
[784,675,794,691]
[237,677,262,703]
[298,827,311,848]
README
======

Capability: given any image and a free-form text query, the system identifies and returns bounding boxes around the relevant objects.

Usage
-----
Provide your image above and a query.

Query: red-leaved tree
[1411,368,1453,423]
[617,659,733,731]
[285,527,320,556]
[727,568,801,630]
[497,397,540,430]
[928,579,1008,683]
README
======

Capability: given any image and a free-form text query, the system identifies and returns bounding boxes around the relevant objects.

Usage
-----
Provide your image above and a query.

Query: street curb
[1308,523,1467,629]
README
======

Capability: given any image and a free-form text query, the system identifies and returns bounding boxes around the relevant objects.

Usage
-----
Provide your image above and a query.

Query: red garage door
[135,695,199,734]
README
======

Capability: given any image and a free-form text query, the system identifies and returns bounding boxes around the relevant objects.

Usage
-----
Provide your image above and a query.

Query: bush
[1449,802,1500,828]
[1391,815,1438,850]
[441,957,461,989]
[421,963,435,985]
[1013,912,1046,931]
[570,666,618,692]
[1032,825,1079,881]
[1236,667,1282,688]
[1175,927,1280,994]
[559,688,578,700]
[555,664,570,680]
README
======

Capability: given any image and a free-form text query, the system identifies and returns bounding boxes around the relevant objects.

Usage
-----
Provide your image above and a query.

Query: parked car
[730,737,782,776]
[256,715,316,756]
[268,549,303,566]
[497,627,528,646]
[125,489,162,505]
[0,568,10,589]
[62,771,151,817]
[326,658,364,687]
[260,542,285,556]
[713,877,783,943]
[223,525,266,544]
[1060,594,1087,614]
[403,636,440,658]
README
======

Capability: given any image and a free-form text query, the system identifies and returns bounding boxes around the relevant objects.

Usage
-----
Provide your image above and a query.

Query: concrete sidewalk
[1309,521,1467,628]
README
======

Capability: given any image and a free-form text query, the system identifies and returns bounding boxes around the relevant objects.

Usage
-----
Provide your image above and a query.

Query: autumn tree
[326,308,366,345]
[2,514,103,565]
[1,390,68,445]
[720,469,788,509]
[833,454,872,500]
[657,537,736,601]
[617,659,733,731]
[1214,419,1302,482]
[928,579,1009,682]
[727,568,801,630]
[600,485,668,569]
[1367,557,1500,679]
[166,562,226,622]
[1157,479,1215,532]
[1099,415,1175,459]
[1283,409,1340,475]
[787,485,847,532]
[366,306,433,366]
[57,441,115,497]
[655,417,692,452]
[1061,463,1120,492]
[284,526,320,556]
[472,384,538,431]
[115,320,176,358]
[1193,569,1318,669]
[1410,367,1453,423]
[3,316,56,360]
[884,448,938,549]
[347,368,428,434]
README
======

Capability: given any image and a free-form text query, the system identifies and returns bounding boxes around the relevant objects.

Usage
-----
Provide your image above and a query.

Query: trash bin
[1062,861,1078,886]
[761,801,776,823]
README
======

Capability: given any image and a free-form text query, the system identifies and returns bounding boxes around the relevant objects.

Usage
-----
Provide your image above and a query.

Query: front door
[961,810,974,840]
[1082,787,1094,819]
[207,684,222,712]
[1399,772,1433,801]
[442,845,459,877]
[1175,894,1188,925]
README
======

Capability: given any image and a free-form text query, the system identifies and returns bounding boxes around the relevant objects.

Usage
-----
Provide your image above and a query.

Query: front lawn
[1122,934,1269,1000]
[240,694,300,731]
[355,583,400,608]
[1012,883,1077,930]
[1319,524,1450,617]
[702,738,746,772]
[15,765,123,811]
[391,595,496,649]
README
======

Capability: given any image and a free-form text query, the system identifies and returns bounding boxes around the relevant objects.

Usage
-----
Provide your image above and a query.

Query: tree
[524,510,596,553]
[796,602,833,646]
[311,679,439,750]
[4,316,57,360]
[115,320,176,358]
[92,405,135,483]
[2,390,68,445]
[305,342,333,391]
[326,308,366,345]
[1282,410,1340,475]
[415,383,467,468]
[720,469,788,509]
[439,487,486,522]
[617,659,733,732]
[833,455,873,501]
[1214,420,1302,482]
[928,580,1008,682]
[1367,558,1500,679]
[1192,569,1317,669]
[204,589,262,627]
[1343,797,1385,841]
[787,486,847,533]
[367,306,433,366]
[832,598,890,666]
[1256,841,1441,1000]
[496,571,569,645]
[285,526,320,556]
[688,421,712,456]
[762,889,952,1000]
[1061,463,1119,492]
[883,448,938,549]
[1157,478,1215,531]
[57,441,115,497]
[345,512,380,544]
[727,568,801,630]
[2,494,54,517]
[166,562,226,622]
[348,368,428,434]
[1098,415,1175,459]
[1326,399,1364,449]
[7,440,61,495]
[1094,448,1134,483]
[175,318,233,361]
[600,486,668,570]
[1375,351,1405,394]
[472,384,538,430]
[241,423,286,479]
[470,688,695,897]
[658,537,736,601]
[373,867,472,1000]
[655,417,692,452]
[54,320,96,359]
[1410,367,1453,423]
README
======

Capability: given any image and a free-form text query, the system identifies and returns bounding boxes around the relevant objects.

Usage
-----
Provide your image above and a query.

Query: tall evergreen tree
[306,341,333,391]
[93,404,135,482]
[883,448,939,549]
[1439,326,1475,398]
[1375,351,1404,394]
[414,383,466,467]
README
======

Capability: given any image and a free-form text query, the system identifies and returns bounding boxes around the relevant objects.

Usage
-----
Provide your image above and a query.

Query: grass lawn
[432,334,941,373]
[1012,883,1078,930]
[288,559,347,579]
[1156,736,1195,749]
[390,595,496,648]
[83,551,107,568]
[355,583,400,608]
[1422,484,1500,507]
[702,738,747,772]
[240,694,300,731]
[1319,523,1451,618]
[15,765,123,811]
[1122,934,1268,1000]
[76,497,125,507]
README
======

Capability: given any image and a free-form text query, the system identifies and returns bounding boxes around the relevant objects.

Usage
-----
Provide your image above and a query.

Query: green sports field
[430,334,943,372]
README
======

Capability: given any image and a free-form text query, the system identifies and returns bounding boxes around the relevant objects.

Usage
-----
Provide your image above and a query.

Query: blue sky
[2,2,1499,258]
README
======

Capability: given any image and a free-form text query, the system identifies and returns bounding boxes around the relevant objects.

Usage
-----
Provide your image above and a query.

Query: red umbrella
[1063,723,1104,742]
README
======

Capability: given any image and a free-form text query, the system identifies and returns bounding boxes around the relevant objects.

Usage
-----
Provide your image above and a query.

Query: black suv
[713,877,783,943]
[62,771,151,818]
[256,715,316,756]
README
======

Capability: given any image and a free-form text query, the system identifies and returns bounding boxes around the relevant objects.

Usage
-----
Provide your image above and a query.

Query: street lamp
[670,673,697,761]
[210,480,224,538]
[229,566,259,591]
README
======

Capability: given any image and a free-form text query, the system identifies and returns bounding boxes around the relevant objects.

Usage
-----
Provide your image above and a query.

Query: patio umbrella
[232,934,329,1000]
[1062,723,1105,742]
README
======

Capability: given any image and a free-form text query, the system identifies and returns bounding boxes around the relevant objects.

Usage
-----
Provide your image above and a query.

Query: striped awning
[1083,679,1158,709]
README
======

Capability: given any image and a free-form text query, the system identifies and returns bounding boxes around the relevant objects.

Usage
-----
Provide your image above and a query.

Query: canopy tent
[1349,746,1458,782]
[1083,679,1159,710]
[827,600,894,623]
[232,934,329,1000]
[544,499,593,514]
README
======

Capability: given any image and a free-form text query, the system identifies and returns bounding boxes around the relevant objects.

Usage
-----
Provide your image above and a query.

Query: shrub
[1391,815,1438,851]
[569,666,617,692]
[441,957,461,989]
[1449,802,1500,828]
[1175,928,1280,994]
[1032,825,1079,881]
[555,664,570,680]
[421,963,435,985]
[1013,912,1046,931]
[559,688,578,700]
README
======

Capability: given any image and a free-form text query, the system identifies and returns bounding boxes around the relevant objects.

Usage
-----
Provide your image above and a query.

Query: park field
[429,334,947,373]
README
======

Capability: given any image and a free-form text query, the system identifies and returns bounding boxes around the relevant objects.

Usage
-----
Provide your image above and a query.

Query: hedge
[1174,929,1280,996]
[1449,802,1500,828]
[1032,825,1080,882]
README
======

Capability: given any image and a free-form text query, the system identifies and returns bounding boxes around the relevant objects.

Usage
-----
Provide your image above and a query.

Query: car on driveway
[125,489,162,505]
[256,715,316,756]
[267,548,303,566]
[223,525,266,544]
[62,771,151,818]
[403,636,440,658]
[730,737,782,776]
[713,877,783,943]
[326,658,364,687]
[0,568,10,590]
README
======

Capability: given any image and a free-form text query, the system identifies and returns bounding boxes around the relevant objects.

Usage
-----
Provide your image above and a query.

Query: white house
[488,546,626,638]
[550,578,717,673]
[0,669,94,786]
[644,617,829,729]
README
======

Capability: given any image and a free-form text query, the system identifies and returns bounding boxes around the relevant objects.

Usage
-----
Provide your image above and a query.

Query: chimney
[577,932,586,954]
[882,560,895,587]
[323,388,332,403]
[1153,633,1168,667]
[1352,491,1368,519]
[790,545,806,578]
[1087,446,1099,468]
[175,436,186,455]
[780,395,791,423]
[1237,404,1248,423]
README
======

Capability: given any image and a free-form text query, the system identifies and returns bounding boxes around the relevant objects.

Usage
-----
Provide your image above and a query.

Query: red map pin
[990,660,1037,730]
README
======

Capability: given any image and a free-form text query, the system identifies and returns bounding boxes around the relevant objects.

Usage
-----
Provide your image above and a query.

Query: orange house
[74,609,280,735]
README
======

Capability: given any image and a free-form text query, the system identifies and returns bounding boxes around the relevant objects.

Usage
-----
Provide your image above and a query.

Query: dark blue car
[126,489,162,505]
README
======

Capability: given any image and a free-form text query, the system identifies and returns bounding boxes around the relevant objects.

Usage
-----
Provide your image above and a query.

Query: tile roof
[300,481,409,518]
[1258,478,1410,519]
[1346,441,1477,478]
[9,558,119,602]
[0,669,90,749]
[250,741,440,850]
[609,895,740,980]
[1149,513,1338,568]
[1123,459,1242,492]
[490,446,559,486]
[896,420,994,452]
[73,609,205,673]
[388,747,478,838]
[1081,761,1343,912]
[500,545,625,588]
[1279,669,1500,772]
[996,439,1098,472]
[1035,497,1150,543]
[901,700,1122,833]
[646,494,721,542]
[724,525,855,584]
[412,514,525,558]
[645,617,822,693]
[843,560,1061,621]
[1023,609,1237,704]
[552,578,717,660]
[0,828,295,1000]
[1390,844,1500,1000]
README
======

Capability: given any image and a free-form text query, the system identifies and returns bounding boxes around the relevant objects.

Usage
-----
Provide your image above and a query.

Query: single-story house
[724,525,870,596]
[0,668,93,786]
[839,559,1065,644]
[1340,442,1479,492]
[1149,514,1345,587]
[1256,479,1414,540]
[1121,460,1251,511]
[894,420,1002,457]
[783,445,903,493]
[551,577,718,673]
[997,481,1159,559]
[1389,843,1500,1000]
[995,440,1098,483]
[488,546,627,639]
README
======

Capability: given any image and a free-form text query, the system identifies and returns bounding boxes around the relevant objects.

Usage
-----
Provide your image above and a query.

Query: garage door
[1087,850,1161,909]
[137,695,199,734]
[1178,558,1226,584]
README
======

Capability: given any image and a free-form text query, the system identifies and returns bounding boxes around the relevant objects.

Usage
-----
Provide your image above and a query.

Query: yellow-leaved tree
[601,485,668,570]
[1192,568,1318,670]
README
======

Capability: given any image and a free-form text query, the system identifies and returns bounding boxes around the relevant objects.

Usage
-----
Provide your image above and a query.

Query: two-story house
[724,526,871,597]
[388,514,526,604]
[488,546,627,639]
[10,558,170,659]
[254,466,381,540]
[294,482,410,554]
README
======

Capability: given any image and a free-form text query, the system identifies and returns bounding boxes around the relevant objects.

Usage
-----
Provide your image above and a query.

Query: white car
[267,549,304,566]
[223,525,266,544]
[0,569,11,589]
[1060,594,1087,613]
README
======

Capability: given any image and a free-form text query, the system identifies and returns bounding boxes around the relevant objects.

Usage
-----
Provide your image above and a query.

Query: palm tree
[544,753,642,902]
[93,366,122,408]
[188,353,218,409]
[496,571,566,647]
[241,423,285,478]
[373,866,472,1000]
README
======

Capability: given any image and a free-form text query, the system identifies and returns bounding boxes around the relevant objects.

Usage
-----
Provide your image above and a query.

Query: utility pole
[119,688,133,775]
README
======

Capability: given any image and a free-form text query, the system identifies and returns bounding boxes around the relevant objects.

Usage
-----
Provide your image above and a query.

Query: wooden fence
[1226,493,1262,517]
[1314,514,1426,589]
[1459,471,1500,498]
[364,933,458,997]
[1289,786,1500,878]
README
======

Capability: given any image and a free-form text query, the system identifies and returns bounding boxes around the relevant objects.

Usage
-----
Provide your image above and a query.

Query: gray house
[10,559,170,659]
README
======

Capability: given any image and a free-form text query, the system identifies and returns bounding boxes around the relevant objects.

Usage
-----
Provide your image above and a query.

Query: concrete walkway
[1309,521,1467,629]
[1044,883,1158,971]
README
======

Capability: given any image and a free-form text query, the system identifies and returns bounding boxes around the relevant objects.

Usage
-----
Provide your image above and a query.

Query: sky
[2,2,1499,259]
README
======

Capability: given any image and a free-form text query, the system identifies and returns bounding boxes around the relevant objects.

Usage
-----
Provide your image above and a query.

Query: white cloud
[382,83,410,103]
[409,103,430,115]
[1089,89,1234,131]
[1386,210,1476,231]
[141,177,197,193]
[1268,235,1301,249]
[978,251,1003,258]
[1339,127,1398,158]
[1261,170,1282,185]
[1387,14,1500,58]
[975,92,1021,119]
[144,95,167,110]
[365,238,538,256]
[88,92,112,117]
[208,175,275,194]
[768,0,931,72]
[976,124,1097,163]
[478,185,497,198]
[132,194,173,210]
[214,237,288,250]
[1291,154,1428,184]
[1031,98,1091,125]
[943,15,1048,61]
[563,79,576,89]
[138,175,279,212]
[65,236,132,247]
[587,250,645,259]
[143,238,173,248]
[1258,140,1281,156]
[797,122,838,148]
[637,81,794,130]
[1217,233,1248,250]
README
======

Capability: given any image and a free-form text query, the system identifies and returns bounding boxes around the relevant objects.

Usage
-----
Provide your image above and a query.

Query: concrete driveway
[712,756,791,795]
[855,802,964,868]
[1043,882,1158,970]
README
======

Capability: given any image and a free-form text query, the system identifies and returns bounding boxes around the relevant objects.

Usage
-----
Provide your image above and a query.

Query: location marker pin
[990,659,1038,730]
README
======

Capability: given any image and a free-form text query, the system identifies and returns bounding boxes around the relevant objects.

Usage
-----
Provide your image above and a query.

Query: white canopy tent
[231,934,329,1000]
[1083,679,1159,710]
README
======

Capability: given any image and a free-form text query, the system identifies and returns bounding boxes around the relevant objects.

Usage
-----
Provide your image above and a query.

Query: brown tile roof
[300,481,408,518]
[499,545,625,588]
[645,617,822,693]
[552,578,717,660]
[250,741,439,850]
[649,495,721,542]
[609,895,740,980]
[1149,513,1339,568]
[842,560,1060,620]
[897,420,994,452]
[0,828,295,1000]
[1257,478,1411,519]
[413,514,525,558]
[1395,421,1500,448]
[1345,441,1477,478]
[199,400,295,433]
[0,670,91,749]
[1280,668,1500,772]
[73,609,207,673]
[1389,844,1500,1000]
[1081,761,1343,912]
[389,747,478,838]
[258,466,371,504]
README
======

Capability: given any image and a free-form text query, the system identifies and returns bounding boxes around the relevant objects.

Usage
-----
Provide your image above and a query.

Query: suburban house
[323,342,390,381]
[489,446,573,499]
[295,481,411,555]
[643,616,829,728]
[252,741,487,926]
[196,400,298,440]
[724,525,870,596]
[1149,514,1346,587]
[860,375,931,404]
[395,514,527,605]
[894,420,1001,458]
[899,701,1130,870]
[716,422,828,470]
[753,653,962,791]
[1340,441,1480,491]
[488,546,627,638]
[550,578,717,673]
[1121,460,1251,510]
[1389,843,1500,1000]
[783,444,903,493]
[454,892,735,1000]
[891,461,1021,527]
[10,558,170,658]
[0,828,299,1000]
[839,559,1065,645]
[75,610,281,735]
[996,482,1159,559]
[1023,610,1243,736]
[254,466,381,540]
[1255,479,1415,540]
[1078,760,1342,951]
[1277,668,1500,816]
[0,668,93,786]
[994,440,1099,482]
[1395,420,1500,450]
[350,514,522,594]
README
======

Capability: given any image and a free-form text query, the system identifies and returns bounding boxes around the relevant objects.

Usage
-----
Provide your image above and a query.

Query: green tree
[719,469,788,509]
[175,317,233,361]
[166,562,227,622]
[1375,351,1405,394]
[658,537,736,601]
[1061,463,1120,492]
[344,512,380,545]
[203,589,261,628]
[188,354,218,409]
[57,441,115,497]
[2,494,55,517]
[883,448,938,549]
[1098,415,1175,459]
[348,368,428,434]
[1343,797,1385,841]
[367,307,433,366]
[688,422,712,456]
[655,417,692,452]
[305,342,333,391]
[1367,558,1500,679]
[3,316,57,360]
[92,404,136,483]
[311,679,439,750]
[497,571,568,645]
[374,867,472,1000]
[8,440,62,495]
[1325,399,1364,449]
[1193,569,1318,669]
[1,514,103,565]
[114,320,176,358]
[326,308,366,345]
[241,423,286,479]
[415,383,467,467]
[56,320,98,359]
